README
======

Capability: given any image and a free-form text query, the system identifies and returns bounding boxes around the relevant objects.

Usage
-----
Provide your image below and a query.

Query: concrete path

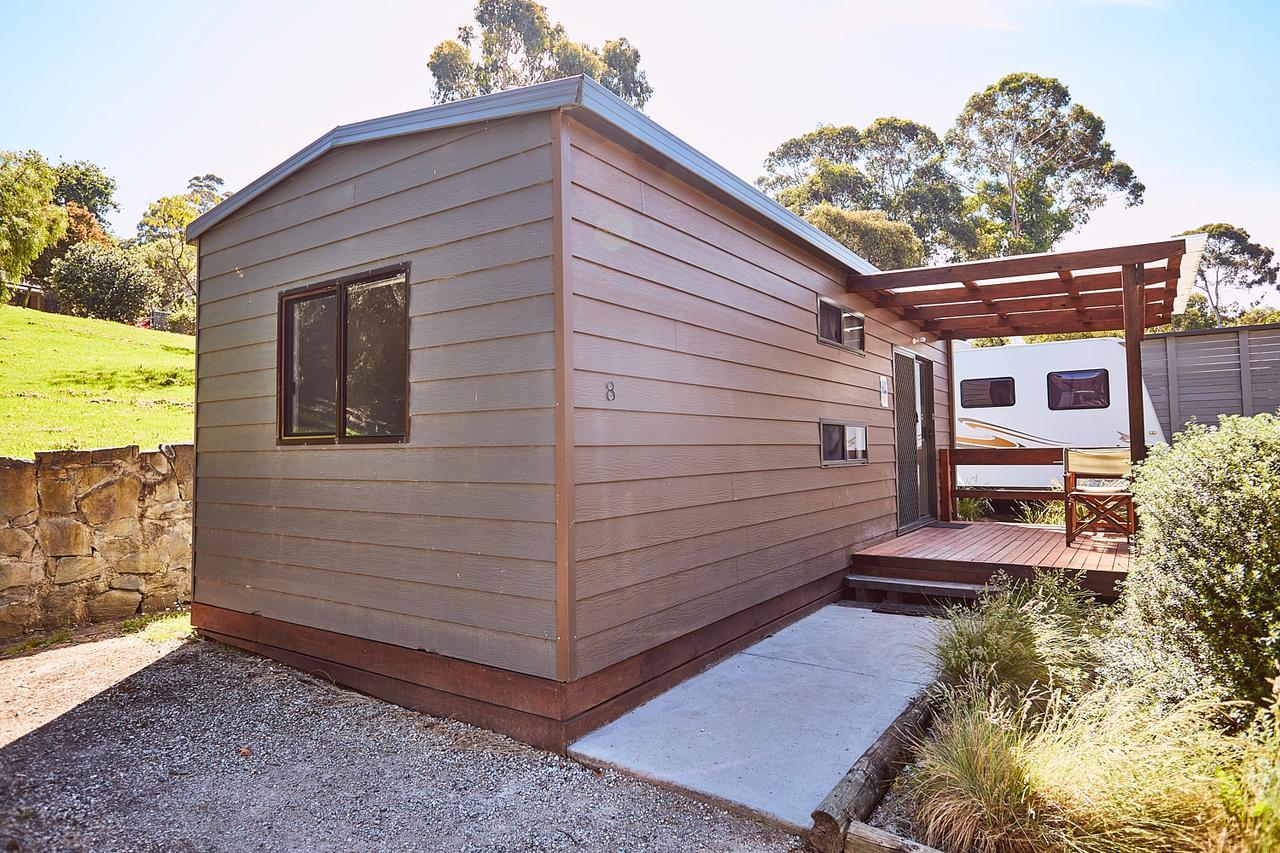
[569,604,937,832]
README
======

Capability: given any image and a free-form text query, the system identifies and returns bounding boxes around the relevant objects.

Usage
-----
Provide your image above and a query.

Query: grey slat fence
[1142,322,1280,438]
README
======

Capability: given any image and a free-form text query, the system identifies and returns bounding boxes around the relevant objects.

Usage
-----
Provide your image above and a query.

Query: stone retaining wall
[0,444,193,639]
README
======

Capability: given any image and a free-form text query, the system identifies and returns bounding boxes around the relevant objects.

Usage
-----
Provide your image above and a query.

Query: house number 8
[605,380,616,401]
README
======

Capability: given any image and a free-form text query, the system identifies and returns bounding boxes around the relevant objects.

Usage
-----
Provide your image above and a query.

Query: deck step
[844,573,987,600]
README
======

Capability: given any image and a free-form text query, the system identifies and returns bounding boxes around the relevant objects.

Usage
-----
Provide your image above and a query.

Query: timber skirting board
[191,569,845,753]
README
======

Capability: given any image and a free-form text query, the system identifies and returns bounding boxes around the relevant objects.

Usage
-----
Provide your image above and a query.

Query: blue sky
[4,0,1277,298]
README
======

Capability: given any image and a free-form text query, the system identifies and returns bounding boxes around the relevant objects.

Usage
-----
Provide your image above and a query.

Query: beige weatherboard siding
[193,112,560,678]
[189,76,949,717]
[563,117,949,678]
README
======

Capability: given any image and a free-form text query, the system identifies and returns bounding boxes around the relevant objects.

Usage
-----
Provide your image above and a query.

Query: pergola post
[1121,263,1147,463]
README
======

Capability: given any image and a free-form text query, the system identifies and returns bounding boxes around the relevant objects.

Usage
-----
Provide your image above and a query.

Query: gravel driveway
[0,630,800,852]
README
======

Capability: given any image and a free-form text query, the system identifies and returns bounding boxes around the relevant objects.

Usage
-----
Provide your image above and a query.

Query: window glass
[283,291,337,437]
[344,273,408,437]
[821,421,868,464]
[818,300,864,352]
[821,422,845,462]
[1047,368,1110,410]
[960,377,1016,408]
[845,424,868,462]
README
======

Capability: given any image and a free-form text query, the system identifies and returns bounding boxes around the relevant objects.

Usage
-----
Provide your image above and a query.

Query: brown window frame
[276,263,411,446]
[816,297,866,355]
[819,419,870,467]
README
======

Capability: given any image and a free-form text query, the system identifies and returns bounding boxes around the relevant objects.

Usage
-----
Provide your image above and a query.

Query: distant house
[185,75,1197,750]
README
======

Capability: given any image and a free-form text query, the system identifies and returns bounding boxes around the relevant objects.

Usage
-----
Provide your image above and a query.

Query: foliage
[759,120,974,261]
[1015,499,1065,526]
[1236,305,1280,327]
[165,299,196,335]
[27,201,113,288]
[802,204,923,270]
[1104,414,1280,709]
[1180,223,1279,325]
[428,0,652,108]
[954,496,992,522]
[968,337,1010,348]
[120,610,192,642]
[52,160,118,225]
[1147,291,1217,333]
[910,685,1247,853]
[49,241,157,323]
[134,174,227,307]
[946,72,1143,256]
[0,150,68,296]
[929,572,1101,705]
[0,303,194,457]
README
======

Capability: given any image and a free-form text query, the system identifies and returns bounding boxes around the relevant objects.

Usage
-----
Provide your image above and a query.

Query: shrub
[166,299,196,335]
[1106,414,1280,708]
[49,241,158,323]
[955,496,992,522]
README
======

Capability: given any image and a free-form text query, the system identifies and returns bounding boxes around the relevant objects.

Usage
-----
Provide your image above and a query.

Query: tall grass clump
[1105,414,1280,709]
[929,572,1100,704]
[955,495,992,522]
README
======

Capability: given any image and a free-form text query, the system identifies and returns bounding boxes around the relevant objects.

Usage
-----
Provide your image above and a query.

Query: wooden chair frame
[1063,452,1135,545]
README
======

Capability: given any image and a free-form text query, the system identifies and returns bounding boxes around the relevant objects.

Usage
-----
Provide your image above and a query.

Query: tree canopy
[1179,223,1278,325]
[49,241,157,323]
[947,72,1144,256]
[762,72,1146,268]
[52,160,118,225]
[27,201,112,287]
[134,174,228,307]
[803,204,924,271]
[428,0,652,107]
[0,150,68,296]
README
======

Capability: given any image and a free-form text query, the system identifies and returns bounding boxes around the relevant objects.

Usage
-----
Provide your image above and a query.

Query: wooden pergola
[847,235,1207,462]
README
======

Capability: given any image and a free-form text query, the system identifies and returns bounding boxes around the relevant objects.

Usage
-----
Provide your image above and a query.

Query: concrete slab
[569,605,938,832]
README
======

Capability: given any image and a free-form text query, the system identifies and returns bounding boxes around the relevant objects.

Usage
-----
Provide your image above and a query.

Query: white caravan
[952,338,1166,488]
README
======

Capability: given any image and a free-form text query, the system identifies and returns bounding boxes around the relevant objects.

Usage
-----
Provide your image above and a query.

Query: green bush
[166,299,196,335]
[49,241,157,323]
[1106,414,1280,708]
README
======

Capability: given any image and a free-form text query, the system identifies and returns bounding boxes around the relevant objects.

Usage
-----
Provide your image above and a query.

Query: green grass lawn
[0,304,194,459]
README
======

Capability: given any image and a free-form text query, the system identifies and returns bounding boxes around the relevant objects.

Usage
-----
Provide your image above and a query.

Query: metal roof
[185,76,878,274]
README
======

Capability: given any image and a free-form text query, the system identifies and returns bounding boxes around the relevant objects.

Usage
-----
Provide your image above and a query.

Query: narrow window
[960,377,1016,408]
[817,298,865,353]
[1047,368,1110,410]
[279,265,409,444]
[820,420,869,465]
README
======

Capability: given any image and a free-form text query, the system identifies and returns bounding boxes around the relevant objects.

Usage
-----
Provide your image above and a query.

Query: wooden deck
[850,521,1130,596]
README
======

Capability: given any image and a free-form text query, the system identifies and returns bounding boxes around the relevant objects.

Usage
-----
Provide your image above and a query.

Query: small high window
[817,298,865,353]
[279,265,409,444]
[1047,368,1110,411]
[961,377,1016,408]
[820,420,869,466]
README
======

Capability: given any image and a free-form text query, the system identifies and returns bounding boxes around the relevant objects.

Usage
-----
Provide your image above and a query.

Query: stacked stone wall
[0,444,193,638]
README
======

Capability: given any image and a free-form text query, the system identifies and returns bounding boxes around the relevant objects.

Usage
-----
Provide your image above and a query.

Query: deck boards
[851,521,1129,594]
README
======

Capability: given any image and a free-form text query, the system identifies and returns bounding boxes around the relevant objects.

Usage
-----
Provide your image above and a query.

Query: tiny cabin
[186,76,951,750]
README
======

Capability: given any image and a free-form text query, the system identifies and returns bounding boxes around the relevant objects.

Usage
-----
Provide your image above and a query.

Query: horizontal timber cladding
[193,113,560,678]
[564,116,950,678]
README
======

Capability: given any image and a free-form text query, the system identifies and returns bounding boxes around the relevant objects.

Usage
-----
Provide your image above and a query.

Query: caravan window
[960,377,1015,408]
[817,298,865,353]
[1047,368,1110,410]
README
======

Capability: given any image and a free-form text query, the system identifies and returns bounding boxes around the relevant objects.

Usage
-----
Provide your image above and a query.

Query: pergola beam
[930,303,1164,335]
[846,238,1187,292]
[879,266,1178,308]
[908,282,1172,322]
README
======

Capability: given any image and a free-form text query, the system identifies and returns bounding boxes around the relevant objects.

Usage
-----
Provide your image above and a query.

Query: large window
[960,376,1016,408]
[279,265,409,443]
[1047,368,1110,411]
[820,420,869,466]
[817,298,865,353]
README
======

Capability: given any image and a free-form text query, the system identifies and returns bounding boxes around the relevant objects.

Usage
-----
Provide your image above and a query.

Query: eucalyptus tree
[1181,223,1278,325]
[0,150,67,296]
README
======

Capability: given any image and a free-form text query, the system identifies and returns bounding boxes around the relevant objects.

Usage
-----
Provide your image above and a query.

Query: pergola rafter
[845,235,1208,463]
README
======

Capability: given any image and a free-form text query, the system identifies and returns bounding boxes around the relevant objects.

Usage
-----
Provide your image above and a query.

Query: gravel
[0,634,801,852]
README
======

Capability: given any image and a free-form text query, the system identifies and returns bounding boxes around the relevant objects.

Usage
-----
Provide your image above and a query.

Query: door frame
[892,346,938,533]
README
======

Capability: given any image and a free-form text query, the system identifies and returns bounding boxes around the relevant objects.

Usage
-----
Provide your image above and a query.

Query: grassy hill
[0,304,195,459]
